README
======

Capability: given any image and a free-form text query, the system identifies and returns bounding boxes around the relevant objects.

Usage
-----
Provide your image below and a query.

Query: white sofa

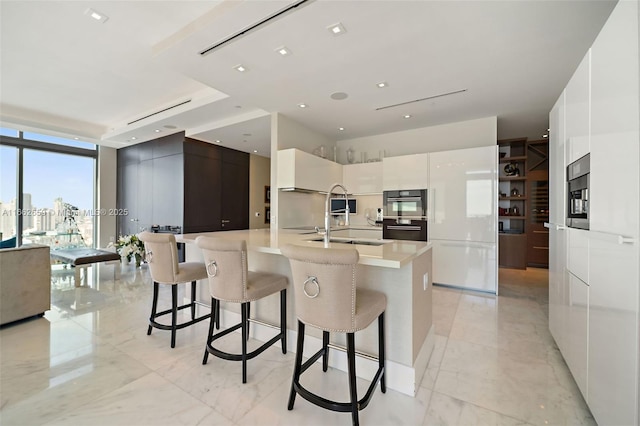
[0,244,51,325]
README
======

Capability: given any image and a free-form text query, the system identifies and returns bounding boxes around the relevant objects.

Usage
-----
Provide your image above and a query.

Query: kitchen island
[177,228,433,396]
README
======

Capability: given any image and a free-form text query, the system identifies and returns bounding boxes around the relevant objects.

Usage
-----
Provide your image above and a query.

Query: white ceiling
[0,0,617,157]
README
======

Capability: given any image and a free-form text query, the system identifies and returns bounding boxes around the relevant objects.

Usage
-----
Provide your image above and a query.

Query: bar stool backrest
[281,245,359,332]
[196,237,248,302]
[138,231,180,284]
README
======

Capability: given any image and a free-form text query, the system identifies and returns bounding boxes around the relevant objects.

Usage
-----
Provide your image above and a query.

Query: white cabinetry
[429,146,498,293]
[567,228,589,284]
[548,93,568,354]
[277,148,343,192]
[566,272,589,398]
[382,153,429,190]
[343,162,383,194]
[586,1,639,424]
[548,2,639,425]
[565,52,591,164]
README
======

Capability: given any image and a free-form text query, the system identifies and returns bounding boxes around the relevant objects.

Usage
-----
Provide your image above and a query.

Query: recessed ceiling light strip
[375,89,468,111]
[127,99,192,125]
[199,0,311,56]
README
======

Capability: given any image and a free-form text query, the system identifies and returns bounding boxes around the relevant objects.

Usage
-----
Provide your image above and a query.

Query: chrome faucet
[324,183,350,245]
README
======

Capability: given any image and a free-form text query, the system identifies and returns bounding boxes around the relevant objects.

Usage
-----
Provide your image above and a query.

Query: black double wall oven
[382,189,428,241]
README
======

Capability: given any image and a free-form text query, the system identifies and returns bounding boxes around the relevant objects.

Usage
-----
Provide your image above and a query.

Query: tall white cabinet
[548,2,640,425]
[429,145,498,293]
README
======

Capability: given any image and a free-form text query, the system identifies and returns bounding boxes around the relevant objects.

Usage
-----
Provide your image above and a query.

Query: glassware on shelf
[347,148,355,164]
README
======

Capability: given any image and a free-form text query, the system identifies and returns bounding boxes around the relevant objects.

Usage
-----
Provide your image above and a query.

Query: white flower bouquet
[109,234,145,266]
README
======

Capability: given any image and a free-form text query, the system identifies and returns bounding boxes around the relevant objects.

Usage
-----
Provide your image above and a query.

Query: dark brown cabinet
[117,133,249,236]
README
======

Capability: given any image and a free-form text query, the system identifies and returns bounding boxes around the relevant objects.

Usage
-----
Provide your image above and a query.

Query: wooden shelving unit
[496,137,549,269]
[497,138,528,269]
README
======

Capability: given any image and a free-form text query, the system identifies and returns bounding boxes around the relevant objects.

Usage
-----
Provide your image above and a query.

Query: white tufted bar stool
[196,236,288,383]
[281,244,386,426]
[138,231,213,348]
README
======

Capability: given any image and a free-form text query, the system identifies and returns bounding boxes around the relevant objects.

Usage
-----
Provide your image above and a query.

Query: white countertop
[176,228,431,269]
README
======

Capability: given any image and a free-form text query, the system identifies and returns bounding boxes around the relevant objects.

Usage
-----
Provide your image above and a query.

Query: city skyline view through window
[0,129,97,248]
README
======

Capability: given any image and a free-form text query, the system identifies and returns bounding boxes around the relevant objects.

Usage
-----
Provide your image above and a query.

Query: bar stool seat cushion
[353,288,386,332]
[246,271,288,303]
[171,262,207,285]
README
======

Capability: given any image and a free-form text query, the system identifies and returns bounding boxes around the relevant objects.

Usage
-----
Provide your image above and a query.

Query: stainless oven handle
[386,197,422,201]
[386,225,423,231]
[384,215,428,220]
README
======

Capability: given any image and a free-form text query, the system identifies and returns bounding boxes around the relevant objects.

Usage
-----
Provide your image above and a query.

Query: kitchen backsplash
[278,191,382,228]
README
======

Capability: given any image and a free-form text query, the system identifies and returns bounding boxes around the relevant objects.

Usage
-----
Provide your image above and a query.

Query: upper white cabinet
[277,148,343,192]
[565,52,591,164]
[382,153,429,190]
[589,3,639,238]
[429,146,497,243]
[343,162,383,194]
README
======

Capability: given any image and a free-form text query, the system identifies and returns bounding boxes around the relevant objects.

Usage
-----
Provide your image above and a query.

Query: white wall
[335,116,497,163]
[271,113,336,228]
[249,154,270,229]
[97,145,117,247]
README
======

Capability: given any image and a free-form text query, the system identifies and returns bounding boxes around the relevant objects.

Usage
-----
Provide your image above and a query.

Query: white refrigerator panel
[429,146,497,243]
[431,240,497,293]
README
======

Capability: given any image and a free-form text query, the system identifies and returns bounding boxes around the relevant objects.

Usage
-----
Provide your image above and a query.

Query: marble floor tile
[0,263,594,426]
[1,342,151,425]
[157,334,294,422]
[432,286,462,337]
[43,373,231,426]
[423,391,535,426]
[237,364,432,426]
[434,339,595,425]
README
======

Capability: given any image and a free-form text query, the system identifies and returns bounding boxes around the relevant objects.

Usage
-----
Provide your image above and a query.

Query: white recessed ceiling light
[276,46,291,56]
[253,150,258,153]
[73,137,79,140]
[215,140,221,143]
[233,64,248,72]
[403,115,412,119]
[154,129,161,133]
[327,23,346,36]
[298,103,308,108]
[131,136,137,140]
[84,8,109,23]
[338,127,345,131]
[377,82,388,88]
[543,134,548,138]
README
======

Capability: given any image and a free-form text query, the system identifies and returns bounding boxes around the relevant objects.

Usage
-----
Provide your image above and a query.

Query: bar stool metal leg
[241,302,248,383]
[203,297,217,365]
[171,285,178,348]
[148,281,159,335]
[346,333,359,426]
[289,320,305,410]
[379,312,386,393]
[322,331,330,372]
[190,281,196,320]
[246,302,250,341]
[281,289,287,354]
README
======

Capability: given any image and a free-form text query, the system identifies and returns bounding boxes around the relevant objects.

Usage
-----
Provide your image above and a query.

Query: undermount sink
[305,237,387,246]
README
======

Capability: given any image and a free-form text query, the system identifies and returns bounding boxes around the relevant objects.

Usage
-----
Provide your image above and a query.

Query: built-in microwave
[383,189,428,219]
[566,154,590,230]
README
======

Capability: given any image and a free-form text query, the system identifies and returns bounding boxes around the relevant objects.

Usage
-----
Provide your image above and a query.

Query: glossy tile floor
[0,264,595,425]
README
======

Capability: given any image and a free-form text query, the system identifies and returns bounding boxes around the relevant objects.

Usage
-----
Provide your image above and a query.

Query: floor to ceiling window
[0,127,97,248]
[0,145,18,245]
